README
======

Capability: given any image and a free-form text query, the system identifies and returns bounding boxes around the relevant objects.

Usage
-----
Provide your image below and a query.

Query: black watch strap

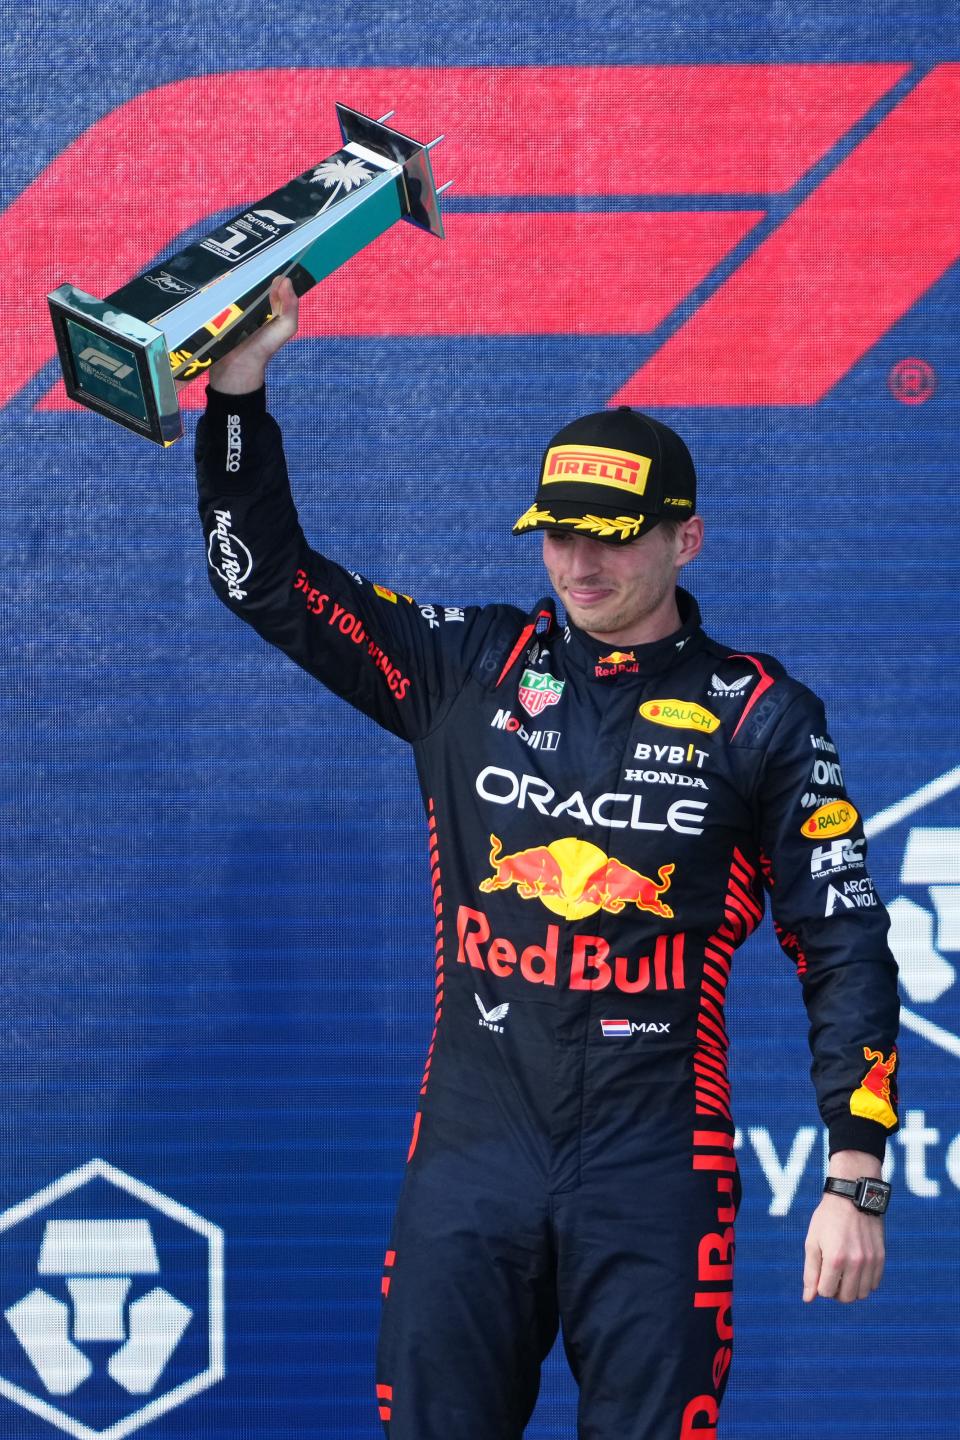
[824,1176,891,1214]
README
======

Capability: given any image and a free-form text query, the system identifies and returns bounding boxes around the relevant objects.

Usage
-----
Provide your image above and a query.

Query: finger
[837,1256,864,1304]
[868,1244,885,1294]
[817,1259,843,1300]
[273,274,298,317]
[802,1240,821,1302]
[271,274,290,307]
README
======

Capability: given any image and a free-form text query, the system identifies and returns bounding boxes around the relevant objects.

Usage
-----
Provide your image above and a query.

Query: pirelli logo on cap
[543,444,652,496]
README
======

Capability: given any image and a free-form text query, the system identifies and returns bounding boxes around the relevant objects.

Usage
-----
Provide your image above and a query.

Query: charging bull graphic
[479,836,566,901]
[479,835,675,921]
[580,859,675,918]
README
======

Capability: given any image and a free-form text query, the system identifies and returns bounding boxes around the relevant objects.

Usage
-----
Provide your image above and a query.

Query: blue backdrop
[2,4,958,1438]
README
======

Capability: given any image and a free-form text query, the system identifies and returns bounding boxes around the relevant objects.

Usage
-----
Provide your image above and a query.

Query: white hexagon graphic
[865,762,960,1062]
[0,1159,224,1439]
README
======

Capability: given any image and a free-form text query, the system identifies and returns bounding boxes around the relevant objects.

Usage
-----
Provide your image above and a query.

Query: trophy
[47,106,449,446]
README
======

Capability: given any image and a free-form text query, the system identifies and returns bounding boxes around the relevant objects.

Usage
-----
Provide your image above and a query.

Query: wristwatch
[823,1176,891,1214]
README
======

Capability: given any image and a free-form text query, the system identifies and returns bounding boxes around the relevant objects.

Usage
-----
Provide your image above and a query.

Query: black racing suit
[197,385,900,1440]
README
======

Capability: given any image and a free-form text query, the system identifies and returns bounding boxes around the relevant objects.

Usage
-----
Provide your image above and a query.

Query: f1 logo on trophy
[47,105,450,446]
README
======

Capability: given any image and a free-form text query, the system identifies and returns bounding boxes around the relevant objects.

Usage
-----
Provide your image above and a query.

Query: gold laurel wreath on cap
[514,504,558,531]
[558,514,645,541]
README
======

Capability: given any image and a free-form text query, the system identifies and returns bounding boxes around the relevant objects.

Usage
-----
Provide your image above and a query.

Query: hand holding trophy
[47,106,449,446]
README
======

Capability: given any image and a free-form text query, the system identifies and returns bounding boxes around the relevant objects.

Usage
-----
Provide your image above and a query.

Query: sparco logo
[225,413,242,473]
[207,509,252,600]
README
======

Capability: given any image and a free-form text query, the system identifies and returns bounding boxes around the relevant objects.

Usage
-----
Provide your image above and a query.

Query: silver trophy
[47,105,449,446]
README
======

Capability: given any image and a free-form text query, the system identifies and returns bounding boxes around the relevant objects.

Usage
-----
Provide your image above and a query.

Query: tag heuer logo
[518,668,565,717]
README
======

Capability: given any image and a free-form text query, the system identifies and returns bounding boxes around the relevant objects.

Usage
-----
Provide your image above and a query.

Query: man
[197,277,899,1440]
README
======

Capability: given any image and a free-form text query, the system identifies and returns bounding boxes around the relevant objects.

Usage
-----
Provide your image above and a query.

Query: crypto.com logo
[867,763,960,1064]
[5,62,959,415]
[0,1159,224,1440]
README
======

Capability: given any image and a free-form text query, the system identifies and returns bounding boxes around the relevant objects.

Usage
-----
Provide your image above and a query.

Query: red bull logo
[849,1046,898,1129]
[478,835,675,920]
[457,906,686,994]
[479,836,566,902]
[595,649,640,678]
[581,858,675,916]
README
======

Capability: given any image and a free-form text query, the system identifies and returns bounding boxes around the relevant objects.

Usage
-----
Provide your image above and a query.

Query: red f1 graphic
[4,63,959,411]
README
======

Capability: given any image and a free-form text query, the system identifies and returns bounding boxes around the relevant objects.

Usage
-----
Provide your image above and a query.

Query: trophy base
[47,286,182,446]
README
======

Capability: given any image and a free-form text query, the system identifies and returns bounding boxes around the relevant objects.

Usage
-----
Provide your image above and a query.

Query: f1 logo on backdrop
[4,63,959,413]
[0,1159,223,1439]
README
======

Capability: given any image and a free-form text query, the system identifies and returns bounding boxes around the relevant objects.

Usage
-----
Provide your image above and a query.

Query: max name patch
[639,699,720,734]
[542,444,652,495]
[801,800,859,840]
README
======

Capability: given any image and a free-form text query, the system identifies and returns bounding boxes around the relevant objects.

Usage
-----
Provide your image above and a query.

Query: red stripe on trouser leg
[407,1111,422,1162]
[382,1251,396,1297]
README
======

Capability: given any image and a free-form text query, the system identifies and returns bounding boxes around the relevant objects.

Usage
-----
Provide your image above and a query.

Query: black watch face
[858,1179,890,1214]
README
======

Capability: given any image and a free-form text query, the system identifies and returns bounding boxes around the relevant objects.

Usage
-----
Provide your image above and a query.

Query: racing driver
[195,277,900,1440]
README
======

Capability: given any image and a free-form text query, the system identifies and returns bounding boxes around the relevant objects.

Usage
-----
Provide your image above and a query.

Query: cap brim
[512,501,662,544]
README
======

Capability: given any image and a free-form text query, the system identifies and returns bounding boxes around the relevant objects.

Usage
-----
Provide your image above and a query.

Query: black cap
[513,406,697,543]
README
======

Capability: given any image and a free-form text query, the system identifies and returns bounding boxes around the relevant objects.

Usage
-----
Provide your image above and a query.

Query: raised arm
[195,277,509,742]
